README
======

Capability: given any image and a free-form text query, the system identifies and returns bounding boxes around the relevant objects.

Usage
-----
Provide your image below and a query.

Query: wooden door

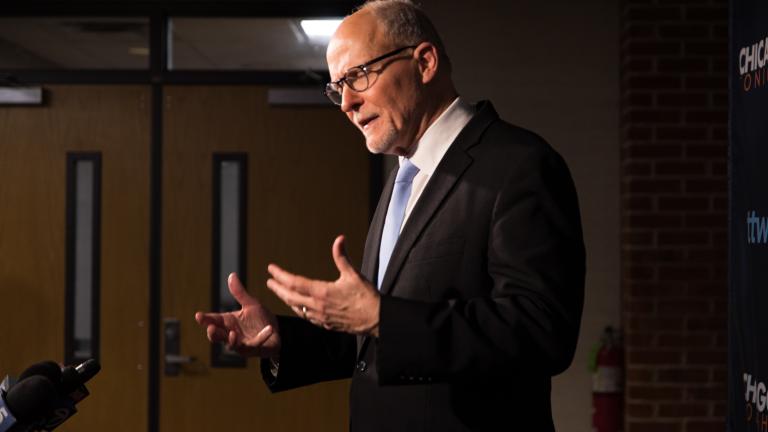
[0,85,150,431]
[160,85,369,431]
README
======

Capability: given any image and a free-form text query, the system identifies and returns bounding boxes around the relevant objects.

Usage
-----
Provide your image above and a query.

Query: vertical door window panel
[66,153,101,364]
[212,154,247,367]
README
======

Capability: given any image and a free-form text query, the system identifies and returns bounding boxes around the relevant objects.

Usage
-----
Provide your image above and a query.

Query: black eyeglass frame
[324,45,418,105]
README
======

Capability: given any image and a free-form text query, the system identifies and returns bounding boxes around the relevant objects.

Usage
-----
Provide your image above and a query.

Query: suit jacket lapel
[360,166,396,283]
[356,150,474,358]
[358,166,396,356]
[378,150,472,295]
[356,101,499,359]
[378,101,499,296]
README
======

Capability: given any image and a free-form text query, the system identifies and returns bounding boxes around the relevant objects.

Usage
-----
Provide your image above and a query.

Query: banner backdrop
[730,1,768,431]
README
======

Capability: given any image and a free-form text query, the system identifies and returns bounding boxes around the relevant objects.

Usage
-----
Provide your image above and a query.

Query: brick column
[620,1,728,431]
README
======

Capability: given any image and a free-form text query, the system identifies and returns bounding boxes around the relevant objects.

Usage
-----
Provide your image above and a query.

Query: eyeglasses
[325,45,417,105]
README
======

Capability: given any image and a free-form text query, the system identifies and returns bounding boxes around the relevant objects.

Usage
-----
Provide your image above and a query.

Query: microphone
[1,363,59,395]
[37,359,101,431]
[0,359,101,432]
[0,375,58,432]
[17,362,61,384]
[58,359,100,404]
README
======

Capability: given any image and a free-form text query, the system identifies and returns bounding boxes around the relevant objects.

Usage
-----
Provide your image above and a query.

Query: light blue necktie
[378,159,420,289]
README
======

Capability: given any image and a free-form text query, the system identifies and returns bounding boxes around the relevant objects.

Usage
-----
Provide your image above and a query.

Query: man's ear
[414,42,439,84]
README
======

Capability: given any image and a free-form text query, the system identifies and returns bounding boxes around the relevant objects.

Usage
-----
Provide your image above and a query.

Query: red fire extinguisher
[591,326,623,432]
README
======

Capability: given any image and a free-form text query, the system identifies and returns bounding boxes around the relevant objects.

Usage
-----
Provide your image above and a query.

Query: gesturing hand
[195,273,281,358]
[266,235,381,336]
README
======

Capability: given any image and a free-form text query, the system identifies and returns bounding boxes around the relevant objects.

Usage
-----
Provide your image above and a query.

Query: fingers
[206,324,228,343]
[290,304,309,319]
[196,311,225,328]
[290,304,324,328]
[267,264,315,296]
[228,273,256,306]
[198,312,229,343]
[198,306,274,353]
[227,325,273,351]
[332,235,355,275]
[244,325,273,347]
[266,277,318,311]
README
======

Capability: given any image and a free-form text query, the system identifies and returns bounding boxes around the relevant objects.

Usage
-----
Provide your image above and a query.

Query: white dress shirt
[397,97,475,233]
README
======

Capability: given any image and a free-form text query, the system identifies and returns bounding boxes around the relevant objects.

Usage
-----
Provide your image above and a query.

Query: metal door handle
[164,318,195,376]
[165,354,196,365]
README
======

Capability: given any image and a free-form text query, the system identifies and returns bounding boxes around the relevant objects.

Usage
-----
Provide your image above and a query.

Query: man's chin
[365,139,386,155]
[364,143,380,155]
[364,132,401,156]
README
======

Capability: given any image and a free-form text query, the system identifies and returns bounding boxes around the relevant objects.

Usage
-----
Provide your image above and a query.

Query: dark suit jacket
[261,101,585,431]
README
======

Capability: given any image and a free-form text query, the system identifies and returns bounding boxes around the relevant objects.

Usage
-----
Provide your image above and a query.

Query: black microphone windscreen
[4,375,57,421]
[17,361,61,384]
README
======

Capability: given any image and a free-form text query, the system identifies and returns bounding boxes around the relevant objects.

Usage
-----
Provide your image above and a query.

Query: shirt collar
[399,96,475,175]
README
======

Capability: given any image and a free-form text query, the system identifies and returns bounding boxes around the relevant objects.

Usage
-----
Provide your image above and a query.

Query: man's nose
[340,87,362,113]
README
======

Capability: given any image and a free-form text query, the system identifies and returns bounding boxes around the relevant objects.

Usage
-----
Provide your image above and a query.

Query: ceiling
[0,16,335,70]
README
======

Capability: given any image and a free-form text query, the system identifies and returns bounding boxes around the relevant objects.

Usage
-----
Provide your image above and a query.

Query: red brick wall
[620,0,728,431]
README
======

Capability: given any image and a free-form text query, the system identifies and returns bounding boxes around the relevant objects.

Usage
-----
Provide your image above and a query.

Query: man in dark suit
[195,0,585,430]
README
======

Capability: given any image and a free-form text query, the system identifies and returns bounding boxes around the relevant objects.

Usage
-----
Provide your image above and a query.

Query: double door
[0,84,369,431]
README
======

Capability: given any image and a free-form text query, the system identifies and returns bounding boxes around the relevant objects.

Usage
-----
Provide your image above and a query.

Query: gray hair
[357,0,451,71]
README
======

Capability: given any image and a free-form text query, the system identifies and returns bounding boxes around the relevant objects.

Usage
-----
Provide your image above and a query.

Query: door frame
[0,3,383,431]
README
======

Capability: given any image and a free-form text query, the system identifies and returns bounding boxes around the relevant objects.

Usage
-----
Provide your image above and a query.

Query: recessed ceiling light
[300,19,342,40]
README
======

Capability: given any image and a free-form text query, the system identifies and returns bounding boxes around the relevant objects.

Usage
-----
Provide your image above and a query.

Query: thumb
[228,272,257,306]
[332,235,355,276]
